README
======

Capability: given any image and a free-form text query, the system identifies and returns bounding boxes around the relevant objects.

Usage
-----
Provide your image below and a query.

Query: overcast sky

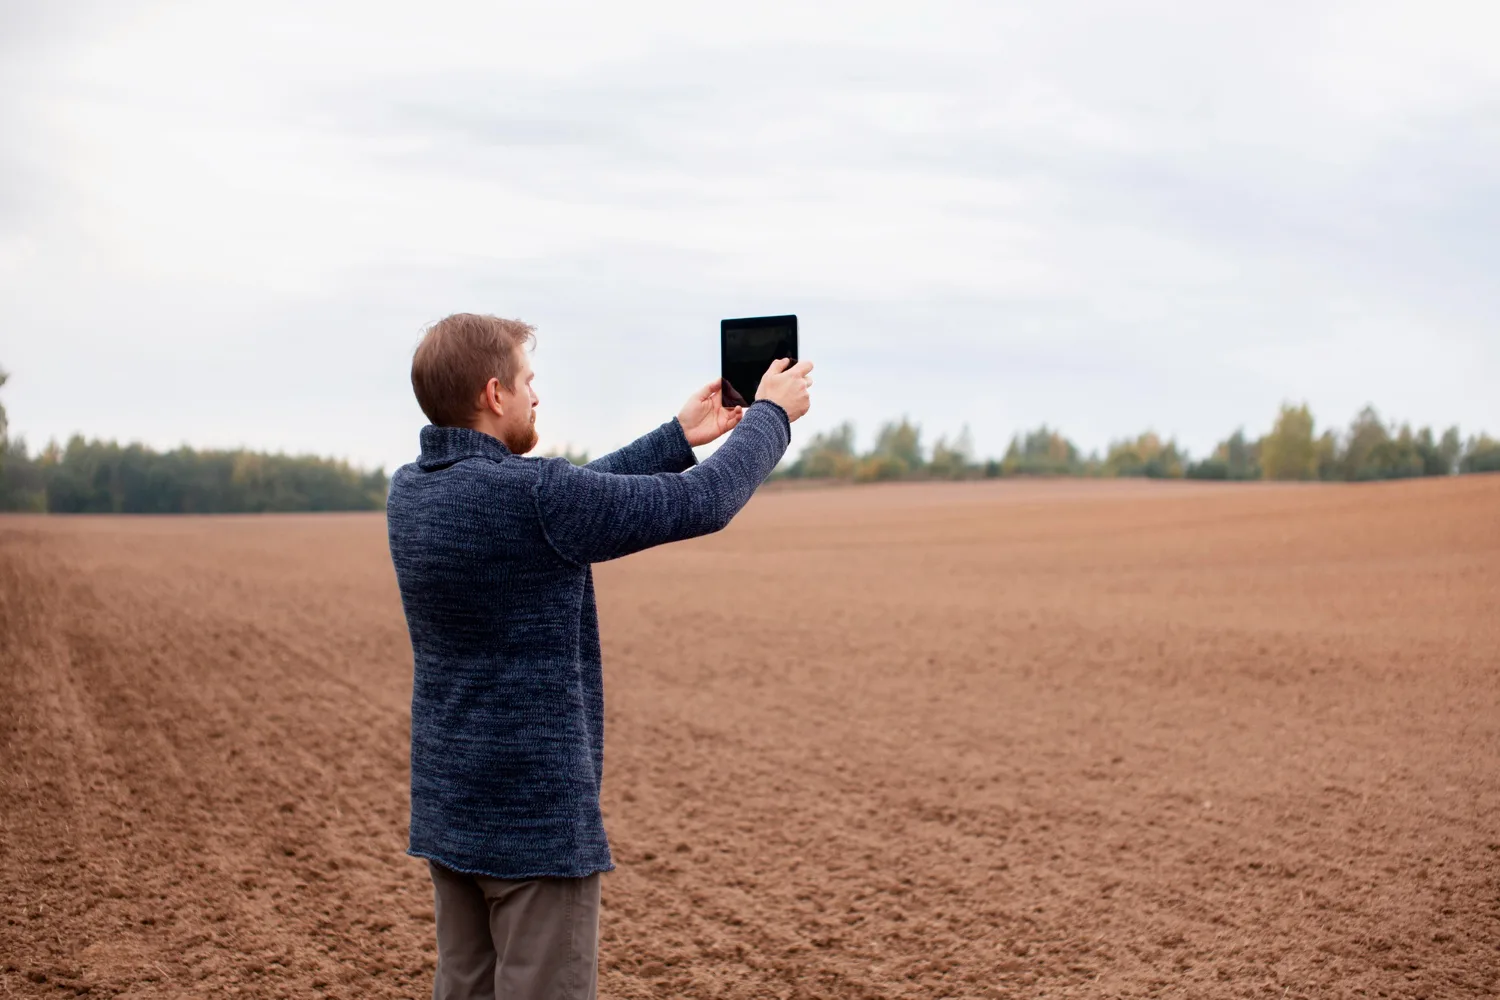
[2,0,1497,471]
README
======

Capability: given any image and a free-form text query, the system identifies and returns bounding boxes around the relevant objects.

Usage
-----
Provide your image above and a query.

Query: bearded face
[503,407,539,455]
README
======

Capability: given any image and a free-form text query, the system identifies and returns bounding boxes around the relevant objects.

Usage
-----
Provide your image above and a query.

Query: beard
[503,412,539,455]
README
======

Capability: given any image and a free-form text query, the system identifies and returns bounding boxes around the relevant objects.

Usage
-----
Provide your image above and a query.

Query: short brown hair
[411,314,536,427]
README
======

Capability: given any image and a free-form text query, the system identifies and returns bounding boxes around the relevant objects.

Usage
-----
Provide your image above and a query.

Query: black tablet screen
[721,315,797,408]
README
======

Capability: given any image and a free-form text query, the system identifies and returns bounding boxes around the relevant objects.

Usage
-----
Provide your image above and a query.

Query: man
[386,313,812,999]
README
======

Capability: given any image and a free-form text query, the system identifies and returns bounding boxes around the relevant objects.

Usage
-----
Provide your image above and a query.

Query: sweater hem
[409,848,616,881]
[751,399,791,436]
[666,417,700,470]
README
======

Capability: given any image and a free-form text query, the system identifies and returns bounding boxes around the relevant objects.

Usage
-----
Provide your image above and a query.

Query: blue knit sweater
[387,401,791,879]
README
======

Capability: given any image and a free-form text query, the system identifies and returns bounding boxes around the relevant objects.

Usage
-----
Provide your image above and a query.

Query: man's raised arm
[536,400,790,566]
[584,418,697,476]
[583,379,746,477]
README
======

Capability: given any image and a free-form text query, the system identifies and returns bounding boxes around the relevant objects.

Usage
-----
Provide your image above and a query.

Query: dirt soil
[2,476,1498,999]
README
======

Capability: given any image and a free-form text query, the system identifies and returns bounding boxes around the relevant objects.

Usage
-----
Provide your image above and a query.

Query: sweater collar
[417,424,514,471]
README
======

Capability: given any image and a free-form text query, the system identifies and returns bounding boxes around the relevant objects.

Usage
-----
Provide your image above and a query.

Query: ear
[479,377,505,418]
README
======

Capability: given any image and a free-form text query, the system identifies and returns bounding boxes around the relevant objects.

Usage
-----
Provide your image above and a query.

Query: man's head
[411,313,540,454]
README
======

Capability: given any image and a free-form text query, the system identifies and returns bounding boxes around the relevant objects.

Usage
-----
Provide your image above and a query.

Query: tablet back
[721,315,797,407]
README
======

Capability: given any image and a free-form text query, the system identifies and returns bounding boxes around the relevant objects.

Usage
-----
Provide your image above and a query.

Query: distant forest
[781,403,1500,484]
[3,365,1496,513]
[0,369,387,514]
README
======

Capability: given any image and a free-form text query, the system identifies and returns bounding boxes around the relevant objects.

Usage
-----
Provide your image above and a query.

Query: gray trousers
[429,861,600,1000]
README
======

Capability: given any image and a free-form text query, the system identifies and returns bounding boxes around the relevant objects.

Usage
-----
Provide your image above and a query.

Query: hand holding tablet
[721,314,812,421]
[752,357,814,422]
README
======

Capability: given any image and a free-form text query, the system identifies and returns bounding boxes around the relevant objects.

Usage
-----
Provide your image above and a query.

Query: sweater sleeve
[584,418,697,476]
[535,401,791,565]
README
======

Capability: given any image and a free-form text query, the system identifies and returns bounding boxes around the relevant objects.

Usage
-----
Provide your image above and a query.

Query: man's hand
[755,358,814,422]
[677,379,745,447]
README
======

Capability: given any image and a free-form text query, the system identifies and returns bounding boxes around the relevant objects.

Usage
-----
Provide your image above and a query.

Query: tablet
[721,314,797,408]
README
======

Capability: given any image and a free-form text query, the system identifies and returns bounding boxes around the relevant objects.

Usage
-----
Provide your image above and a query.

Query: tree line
[0,368,387,513]
[4,360,1495,512]
[781,404,1500,483]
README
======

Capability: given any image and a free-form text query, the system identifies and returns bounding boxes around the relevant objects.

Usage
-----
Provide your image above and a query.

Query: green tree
[1460,434,1500,474]
[1184,457,1228,479]
[1341,406,1389,481]
[1105,432,1183,478]
[1438,426,1462,474]
[1412,427,1449,477]
[0,438,44,511]
[1360,425,1426,480]
[1225,429,1260,480]
[1187,428,1261,480]
[999,425,1082,476]
[853,418,924,480]
[1260,403,1317,480]
[927,427,974,480]
[853,453,909,482]
[871,418,924,470]
[28,436,388,513]
[1314,430,1340,481]
[786,422,857,479]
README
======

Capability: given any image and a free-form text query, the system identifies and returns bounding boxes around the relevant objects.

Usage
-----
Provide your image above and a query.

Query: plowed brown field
[2,477,1498,999]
